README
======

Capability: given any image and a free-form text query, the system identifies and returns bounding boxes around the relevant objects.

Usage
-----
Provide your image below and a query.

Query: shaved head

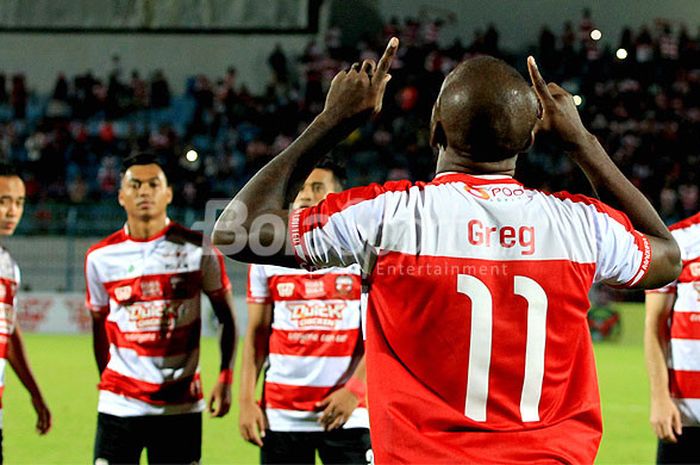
[431,56,539,162]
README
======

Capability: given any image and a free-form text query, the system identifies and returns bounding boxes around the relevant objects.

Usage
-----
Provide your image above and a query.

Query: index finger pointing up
[375,37,399,82]
[527,56,553,105]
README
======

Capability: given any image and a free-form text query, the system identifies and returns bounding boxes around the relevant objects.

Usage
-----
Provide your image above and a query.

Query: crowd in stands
[0,10,698,226]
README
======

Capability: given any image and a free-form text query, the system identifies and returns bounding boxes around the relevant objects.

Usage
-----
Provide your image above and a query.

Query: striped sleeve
[247,264,271,304]
[579,196,651,287]
[551,192,651,287]
[84,252,110,314]
[289,183,395,271]
[202,246,232,297]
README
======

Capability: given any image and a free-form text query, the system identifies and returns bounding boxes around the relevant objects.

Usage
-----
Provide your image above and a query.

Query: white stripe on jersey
[107,345,199,384]
[86,239,203,285]
[266,354,354,387]
[299,180,647,287]
[97,390,205,417]
[266,407,369,432]
[672,283,700,312]
[678,398,700,425]
[669,339,700,371]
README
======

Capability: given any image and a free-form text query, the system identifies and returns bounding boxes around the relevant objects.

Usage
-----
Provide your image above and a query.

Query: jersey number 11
[457,274,547,423]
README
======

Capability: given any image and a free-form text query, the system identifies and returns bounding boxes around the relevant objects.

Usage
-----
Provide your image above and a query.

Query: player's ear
[523,130,536,153]
[429,101,446,149]
[117,188,125,207]
[166,185,173,205]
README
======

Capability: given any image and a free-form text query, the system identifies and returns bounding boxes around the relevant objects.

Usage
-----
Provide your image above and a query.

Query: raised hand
[526,56,591,152]
[322,37,399,124]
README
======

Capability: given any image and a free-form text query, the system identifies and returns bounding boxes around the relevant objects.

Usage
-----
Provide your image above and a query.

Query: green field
[3,304,656,464]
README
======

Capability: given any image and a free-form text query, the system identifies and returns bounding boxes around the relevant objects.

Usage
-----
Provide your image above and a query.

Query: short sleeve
[85,253,110,314]
[289,184,389,272]
[247,264,271,304]
[588,199,652,287]
[202,246,232,297]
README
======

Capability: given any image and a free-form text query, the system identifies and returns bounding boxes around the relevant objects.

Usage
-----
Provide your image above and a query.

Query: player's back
[361,173,650,464]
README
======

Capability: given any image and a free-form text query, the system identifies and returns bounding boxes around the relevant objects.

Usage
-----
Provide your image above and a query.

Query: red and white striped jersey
[85,221,230,417]
[0,246,19,428]
[648,212,700,426]
[247,263,368,431]
[289,173,651,464]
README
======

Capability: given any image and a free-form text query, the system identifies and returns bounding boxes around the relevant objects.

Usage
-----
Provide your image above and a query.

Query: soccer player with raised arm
[213,38,681,464]
[85,152,236,465]
[240,159,370,465]
[645,211,700,464]
[0,162,51,463]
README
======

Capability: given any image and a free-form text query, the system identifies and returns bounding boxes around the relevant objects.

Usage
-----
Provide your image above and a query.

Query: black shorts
[656,426,700,464]
[261,428,371,465]
[657,426,700,464]
[94,412,201,465]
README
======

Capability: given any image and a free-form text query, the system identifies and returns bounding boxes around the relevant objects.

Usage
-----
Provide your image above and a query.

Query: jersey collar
[123,218,172,242]
[432,171,523,186]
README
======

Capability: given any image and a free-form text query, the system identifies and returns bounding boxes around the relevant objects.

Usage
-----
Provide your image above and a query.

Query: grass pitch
[3,303,655,464]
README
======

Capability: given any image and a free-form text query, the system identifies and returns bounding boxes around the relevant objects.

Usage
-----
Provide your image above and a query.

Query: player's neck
[435,147,517,177]
[125,215,169,240]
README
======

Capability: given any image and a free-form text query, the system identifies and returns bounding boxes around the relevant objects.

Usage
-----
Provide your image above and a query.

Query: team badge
[690,263,700,277]
[277,282,295,297]
[335,275,353,295]
[114,285,132,302]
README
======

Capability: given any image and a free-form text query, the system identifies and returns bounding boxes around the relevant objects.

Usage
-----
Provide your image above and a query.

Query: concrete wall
[0,33,316,95]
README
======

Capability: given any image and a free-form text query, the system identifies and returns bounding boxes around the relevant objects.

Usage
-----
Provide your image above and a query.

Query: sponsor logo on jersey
[277,282,295,297]
[335,276,354,295]
[114,285,132,302]
[304,280,325,298]
[465,184,529,200]
[465,186,491,200]
[127,301,180,330]
[289,302,346,328]
[140,280,163,298]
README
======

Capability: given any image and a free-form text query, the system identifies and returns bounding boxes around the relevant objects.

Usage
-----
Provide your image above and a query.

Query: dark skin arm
[207,290,237,418]
[212,37,399,266]
[91,311,110,374]
[527,57,681,289]
[7,323,51,434]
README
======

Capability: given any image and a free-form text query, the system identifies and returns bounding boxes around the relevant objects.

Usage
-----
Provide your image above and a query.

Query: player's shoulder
[333,179,417,201]
[541,190,631,226]
[668,212,700,253]
[86,228,128,258]
[669,211,700,232]
[320,179,424,214]
[165,222,204,247]
[0,245,16,274]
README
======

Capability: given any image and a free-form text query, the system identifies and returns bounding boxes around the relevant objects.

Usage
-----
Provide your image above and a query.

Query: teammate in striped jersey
[213,38,681,464]
[645,212,700,464]
[0,162,51,464]
[85,152,236,465]
[239,160,370,464]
